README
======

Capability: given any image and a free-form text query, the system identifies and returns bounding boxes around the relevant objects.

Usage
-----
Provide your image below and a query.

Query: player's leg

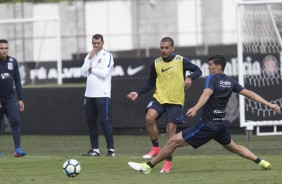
[0,104,3,157]
[145,109,159,142]
[4,97,25,157]
[143,98,164,159]
[224,140,257,160]
[0,104,3,131]
[143,108,160,158]
[128,121,211,174]
[223,140,271,170]
[160,105,184,173]
[160,122,177,173]
[96,97,115,156]
[214,123,271,170]
[128,132,188,174]
[151,132,187,165]
[82,97,100,156]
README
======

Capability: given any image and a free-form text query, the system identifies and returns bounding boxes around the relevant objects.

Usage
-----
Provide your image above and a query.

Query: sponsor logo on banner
[18,54,280,85]
[127,65,145,76]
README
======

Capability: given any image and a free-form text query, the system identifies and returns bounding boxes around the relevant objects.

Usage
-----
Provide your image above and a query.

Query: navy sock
[166,155,172,161]
[146,161,155,168]
[254,157,261,164]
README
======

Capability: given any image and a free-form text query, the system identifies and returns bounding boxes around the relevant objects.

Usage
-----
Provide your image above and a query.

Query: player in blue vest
[0,39,26,157]
[128,55,281,174]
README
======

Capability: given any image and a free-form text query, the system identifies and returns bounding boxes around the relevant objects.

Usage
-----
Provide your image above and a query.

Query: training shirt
[201,73,244,121]
[81,49,114,98]
[0,56,23,101]
[137,53,202,105]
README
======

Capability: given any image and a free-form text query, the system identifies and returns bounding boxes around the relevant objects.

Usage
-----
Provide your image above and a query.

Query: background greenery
[0,134,281,184]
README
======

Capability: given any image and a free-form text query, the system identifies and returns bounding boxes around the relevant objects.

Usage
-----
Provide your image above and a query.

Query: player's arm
[13,60,25,111]
[240,89,281,113]
[186,88,213,117]
[136,62,156,95]
[13,60,23,101]
[183,57,202,89]
[80,53,91,77]
[127,62,156,101]
[90,53,113,79]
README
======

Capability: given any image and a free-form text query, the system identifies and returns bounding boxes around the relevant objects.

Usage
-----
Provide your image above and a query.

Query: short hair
[161,37,174,47]
[92,34,104,43]
[208,55,226,71]
[0,39,8,44]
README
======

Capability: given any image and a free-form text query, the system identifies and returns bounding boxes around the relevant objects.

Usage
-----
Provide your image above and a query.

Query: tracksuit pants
[0,97,21,149]
[84,97,114,150]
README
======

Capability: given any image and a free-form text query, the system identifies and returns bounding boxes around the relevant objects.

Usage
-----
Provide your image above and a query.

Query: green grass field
[0,134,281,184]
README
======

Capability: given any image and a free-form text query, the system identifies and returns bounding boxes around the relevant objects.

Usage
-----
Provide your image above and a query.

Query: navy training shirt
[201,73,244,121]
[0,56,23,101]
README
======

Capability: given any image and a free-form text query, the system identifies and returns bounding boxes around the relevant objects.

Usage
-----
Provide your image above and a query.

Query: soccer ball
[63,159,81,177]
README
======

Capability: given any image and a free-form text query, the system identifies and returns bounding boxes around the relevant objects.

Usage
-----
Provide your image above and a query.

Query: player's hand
[269,103,281,114]
[127,92,138,101]
[186,107,197,117]
[184,77,192,90]
[88,48,98,60]
[18,100,24,112]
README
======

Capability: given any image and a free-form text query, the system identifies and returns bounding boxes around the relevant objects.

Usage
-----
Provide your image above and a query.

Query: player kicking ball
[128,55,280,174]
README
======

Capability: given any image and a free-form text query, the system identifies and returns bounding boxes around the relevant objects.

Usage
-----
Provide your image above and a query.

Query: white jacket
[81,49,114,98]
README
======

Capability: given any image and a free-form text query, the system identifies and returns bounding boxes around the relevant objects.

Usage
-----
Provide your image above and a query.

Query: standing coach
[81,34,115,157]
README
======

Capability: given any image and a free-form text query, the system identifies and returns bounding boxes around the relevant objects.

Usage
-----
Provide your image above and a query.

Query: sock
[146,161,155,168]
[151,139,159,147]
[254,157,261,164]
[166,155,172,161]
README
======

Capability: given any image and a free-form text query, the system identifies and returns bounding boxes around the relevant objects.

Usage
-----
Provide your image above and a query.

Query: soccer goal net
[236,0,282,136]
[0,17,62,85]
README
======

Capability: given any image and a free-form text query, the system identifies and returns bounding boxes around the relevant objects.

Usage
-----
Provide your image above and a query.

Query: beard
[162,53,169,58]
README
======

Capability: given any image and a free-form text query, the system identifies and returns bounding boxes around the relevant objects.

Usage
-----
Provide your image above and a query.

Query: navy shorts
[182,120,231,149]
[146,98,184,124]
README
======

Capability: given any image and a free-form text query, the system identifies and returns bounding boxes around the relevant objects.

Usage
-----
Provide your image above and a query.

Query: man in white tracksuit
[81,34,115,157]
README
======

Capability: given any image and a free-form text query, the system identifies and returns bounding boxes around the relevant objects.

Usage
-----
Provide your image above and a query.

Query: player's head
[160,37,174,59]
[92,34,104,52]
[0,39,9,60]
[207,55,226,74]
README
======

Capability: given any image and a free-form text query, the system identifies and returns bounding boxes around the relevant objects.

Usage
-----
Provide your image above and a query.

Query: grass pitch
[0,134,281,184]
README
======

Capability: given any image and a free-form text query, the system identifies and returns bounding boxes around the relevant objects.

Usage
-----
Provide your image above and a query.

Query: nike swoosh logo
[161,66,174,72]
[127,65,145,76]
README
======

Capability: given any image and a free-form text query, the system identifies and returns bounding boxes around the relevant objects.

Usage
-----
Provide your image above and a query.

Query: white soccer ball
[63,159,81,177]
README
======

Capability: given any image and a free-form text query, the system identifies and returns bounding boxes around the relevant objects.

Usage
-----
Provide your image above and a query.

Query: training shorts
[182,119,232,149]
[146,98,184,124]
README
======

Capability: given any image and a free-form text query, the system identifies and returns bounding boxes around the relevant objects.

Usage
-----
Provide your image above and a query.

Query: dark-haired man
[0,39,26,157]
[127,37,202,173]
[81,34,115,157]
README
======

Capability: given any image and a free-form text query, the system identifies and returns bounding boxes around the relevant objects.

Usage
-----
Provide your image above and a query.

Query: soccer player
[81,34,115,157]
[128,55,281,174]
[0,39,26,157]
[127,37,202,173]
